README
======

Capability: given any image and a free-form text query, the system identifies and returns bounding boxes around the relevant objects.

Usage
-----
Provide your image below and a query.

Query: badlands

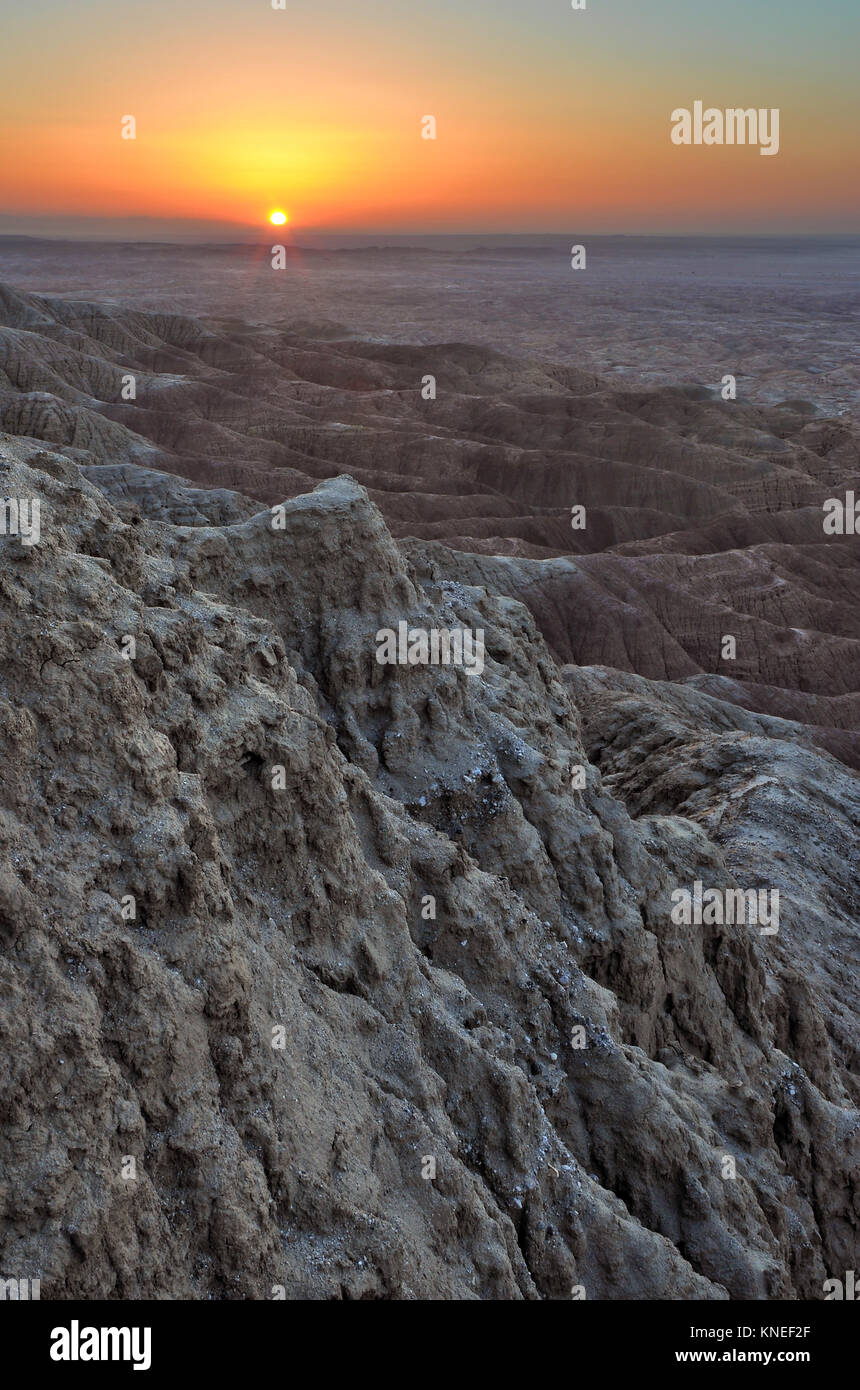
[0,274,856,1298]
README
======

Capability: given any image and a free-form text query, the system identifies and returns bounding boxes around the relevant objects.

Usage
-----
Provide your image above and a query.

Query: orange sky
[2,0,858,235]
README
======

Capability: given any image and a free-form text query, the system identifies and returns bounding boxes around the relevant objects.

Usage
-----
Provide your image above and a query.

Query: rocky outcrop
[0,432,856,1300]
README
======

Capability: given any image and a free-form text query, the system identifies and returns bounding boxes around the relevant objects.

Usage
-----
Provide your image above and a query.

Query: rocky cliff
[0,286,857,1299]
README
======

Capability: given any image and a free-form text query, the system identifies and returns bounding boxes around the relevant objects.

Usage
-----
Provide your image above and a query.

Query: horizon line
[2,229,859,246]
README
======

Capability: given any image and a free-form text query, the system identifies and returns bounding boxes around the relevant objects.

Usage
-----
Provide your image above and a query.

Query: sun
[269,210,288,226]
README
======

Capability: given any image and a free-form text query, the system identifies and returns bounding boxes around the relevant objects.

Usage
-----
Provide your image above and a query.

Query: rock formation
[0,285,857,1299]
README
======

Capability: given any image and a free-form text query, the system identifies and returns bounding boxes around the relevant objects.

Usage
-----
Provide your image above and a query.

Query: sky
[1,0,858,239]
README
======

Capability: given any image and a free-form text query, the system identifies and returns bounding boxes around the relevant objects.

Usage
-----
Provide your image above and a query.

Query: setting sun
[269,210,288,226]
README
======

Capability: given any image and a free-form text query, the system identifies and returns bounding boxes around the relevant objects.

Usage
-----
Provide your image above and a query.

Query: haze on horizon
[1,0,858,240]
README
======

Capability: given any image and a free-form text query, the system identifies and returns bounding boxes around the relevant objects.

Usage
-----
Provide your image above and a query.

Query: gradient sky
[1,0,858,237]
